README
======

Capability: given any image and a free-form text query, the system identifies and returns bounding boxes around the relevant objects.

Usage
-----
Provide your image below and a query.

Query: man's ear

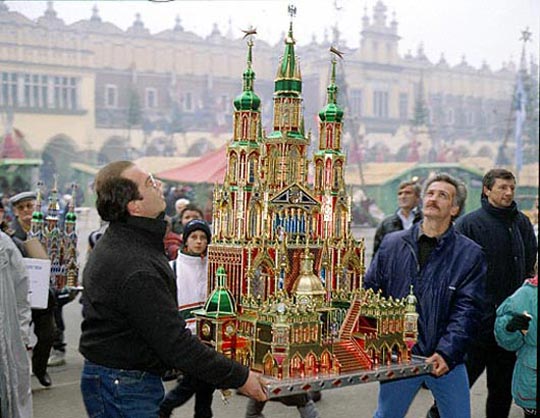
[127,200,140,216]
[450,205,460,218]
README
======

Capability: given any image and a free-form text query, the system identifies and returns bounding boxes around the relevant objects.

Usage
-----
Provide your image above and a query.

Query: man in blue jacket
[427,168,537,418]
[364,172,486,418]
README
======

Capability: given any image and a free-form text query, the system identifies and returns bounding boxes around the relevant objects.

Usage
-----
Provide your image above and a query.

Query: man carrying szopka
[10,191,56,387]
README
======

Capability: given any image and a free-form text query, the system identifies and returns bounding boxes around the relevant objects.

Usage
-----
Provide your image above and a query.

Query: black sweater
[455,196,537,343]
[79,216,248,389]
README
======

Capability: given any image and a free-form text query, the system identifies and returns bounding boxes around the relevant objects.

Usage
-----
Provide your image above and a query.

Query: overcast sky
[5,0,539,70]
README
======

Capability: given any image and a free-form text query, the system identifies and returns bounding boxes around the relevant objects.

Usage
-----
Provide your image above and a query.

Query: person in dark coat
[373,180,422,255]
[427,168,537,418]
[365,173,486,418]
[10,191,56,388]
[79,161,266,417]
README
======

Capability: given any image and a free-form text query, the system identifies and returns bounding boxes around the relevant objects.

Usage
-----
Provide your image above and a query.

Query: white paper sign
[24,258,51,309]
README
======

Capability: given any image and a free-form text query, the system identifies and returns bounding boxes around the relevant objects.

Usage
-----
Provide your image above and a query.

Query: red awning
[1,131,25,159]
[156,146,227,184]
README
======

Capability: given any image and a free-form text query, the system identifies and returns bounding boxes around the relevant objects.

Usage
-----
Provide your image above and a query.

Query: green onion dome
[233,40,261,112]
[318,60,343,122]
[65,211,77,223]
[204,266,236,315]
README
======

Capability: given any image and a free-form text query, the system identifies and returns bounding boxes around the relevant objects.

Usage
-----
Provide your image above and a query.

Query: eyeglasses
[145,173,160,189]
[15,201,36,211]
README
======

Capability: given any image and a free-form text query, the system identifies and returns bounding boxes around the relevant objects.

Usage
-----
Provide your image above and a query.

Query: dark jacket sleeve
[373,223,385,256]
[518,214,538,278]
[119,270,249,389]
[435,248,487,369]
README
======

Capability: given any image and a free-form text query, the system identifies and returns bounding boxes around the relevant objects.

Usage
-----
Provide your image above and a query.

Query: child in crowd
[175,203,204,234]
[160,219,215,418]
[494,274,537,418]
[165,204,204,259]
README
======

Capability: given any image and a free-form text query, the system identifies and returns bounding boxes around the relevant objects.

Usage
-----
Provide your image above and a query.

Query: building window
[1,72,18,107]
[184,92,193,111]
[23,74,46,107]
[145,88,157,109]
[41,76,49,108]
[105,84,118,108]
[446,108,455,125]
[399,93,408,120]
[373,90,388,118]
[466,111,474,126]
[220,94,229,111]
[350,89,362,117]
[1,72,77,110]
[53,76,78,110]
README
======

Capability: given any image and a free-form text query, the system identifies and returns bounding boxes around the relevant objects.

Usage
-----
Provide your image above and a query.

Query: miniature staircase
[333,340,373,372]
[338,298,362,339]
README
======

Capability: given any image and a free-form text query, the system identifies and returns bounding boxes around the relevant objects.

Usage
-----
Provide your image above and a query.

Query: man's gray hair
[422,172,468,219]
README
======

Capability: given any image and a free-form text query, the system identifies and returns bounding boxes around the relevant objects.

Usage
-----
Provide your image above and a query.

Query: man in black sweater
[427,168,537,418]
[79,161,266,417]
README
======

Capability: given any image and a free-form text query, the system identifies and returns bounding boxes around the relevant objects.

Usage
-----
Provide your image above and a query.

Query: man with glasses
[79,161,267,417]
[10,191,37,241]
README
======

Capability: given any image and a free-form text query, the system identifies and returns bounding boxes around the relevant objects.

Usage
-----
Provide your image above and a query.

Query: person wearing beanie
[160,219,215,418]
[165,204,203,259]
[181,218,211,250]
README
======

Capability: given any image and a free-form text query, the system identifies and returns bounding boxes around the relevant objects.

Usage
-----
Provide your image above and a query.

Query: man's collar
[417,222,450,242]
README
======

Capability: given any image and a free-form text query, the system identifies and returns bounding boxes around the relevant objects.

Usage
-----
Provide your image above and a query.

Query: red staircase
[338,298,362,339]
[333,340,372,372]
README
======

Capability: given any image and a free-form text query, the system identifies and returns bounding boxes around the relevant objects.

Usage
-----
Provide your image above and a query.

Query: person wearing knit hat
[159,218,214,418]
[182,218,211,251]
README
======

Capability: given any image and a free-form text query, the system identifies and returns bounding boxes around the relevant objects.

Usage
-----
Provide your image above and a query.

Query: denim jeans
[81,360,164,418]
[374,363,470,418]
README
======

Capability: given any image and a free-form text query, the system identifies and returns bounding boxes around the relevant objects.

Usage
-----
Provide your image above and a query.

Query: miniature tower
[262,16,310,194]
[44,178,64,289]
[28,178,79,291]
[64,183,79,288]
[313,58,348,240]
[402,285,419,358]
[29,181,45,242]
[194,267,238,359]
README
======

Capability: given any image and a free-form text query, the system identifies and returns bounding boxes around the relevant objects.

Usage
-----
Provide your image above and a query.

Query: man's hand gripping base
[238,371,268,402]
[426,353,450,377]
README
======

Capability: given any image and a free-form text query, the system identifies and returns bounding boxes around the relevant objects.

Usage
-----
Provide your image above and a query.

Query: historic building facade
[0,1,529,179]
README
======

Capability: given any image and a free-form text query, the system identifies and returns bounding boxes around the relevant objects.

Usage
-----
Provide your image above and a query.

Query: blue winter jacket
[365,223,486,370]
[494,277,537,410]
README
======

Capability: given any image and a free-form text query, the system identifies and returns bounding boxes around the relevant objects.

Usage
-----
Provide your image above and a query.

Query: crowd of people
[0,164,537,418]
